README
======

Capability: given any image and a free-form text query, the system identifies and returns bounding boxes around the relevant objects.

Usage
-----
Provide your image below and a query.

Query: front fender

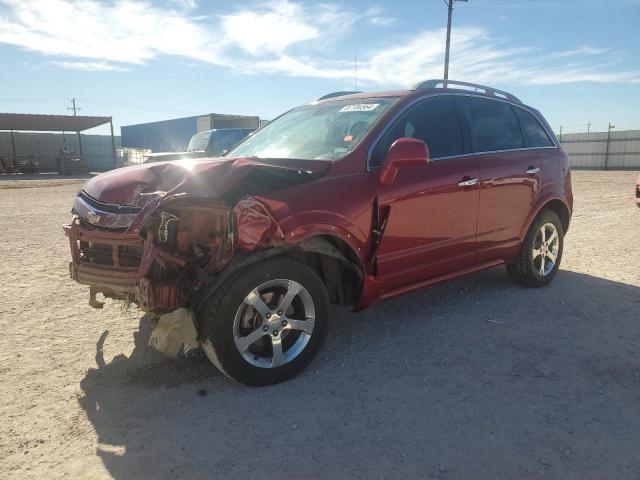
[284,222,367,267]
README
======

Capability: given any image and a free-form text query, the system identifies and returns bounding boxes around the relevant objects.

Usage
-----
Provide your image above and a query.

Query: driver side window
[370,95,464,167]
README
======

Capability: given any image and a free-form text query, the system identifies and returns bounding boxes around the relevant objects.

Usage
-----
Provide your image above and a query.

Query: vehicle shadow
[81,313,216,390]
[78,269,640,480]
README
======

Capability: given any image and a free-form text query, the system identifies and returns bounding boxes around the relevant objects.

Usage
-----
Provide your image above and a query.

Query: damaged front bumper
[64,218,186,311]
[63,195,268,313]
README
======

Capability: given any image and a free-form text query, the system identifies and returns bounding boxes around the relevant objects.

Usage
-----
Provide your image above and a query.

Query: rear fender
[519,193,571,242]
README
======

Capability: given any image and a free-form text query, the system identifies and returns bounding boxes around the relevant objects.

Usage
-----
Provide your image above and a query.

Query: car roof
[315,85,526,107]
[315,90,409,103]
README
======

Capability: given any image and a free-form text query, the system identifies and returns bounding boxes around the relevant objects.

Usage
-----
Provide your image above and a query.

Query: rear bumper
[64,220,183,311]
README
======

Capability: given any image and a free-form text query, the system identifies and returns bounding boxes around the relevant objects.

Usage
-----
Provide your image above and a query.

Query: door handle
[526,166,540,175]
[458,177,478,187]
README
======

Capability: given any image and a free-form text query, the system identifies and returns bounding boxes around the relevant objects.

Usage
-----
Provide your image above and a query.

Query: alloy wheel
[532,222,560,276]
[233,279,316,368]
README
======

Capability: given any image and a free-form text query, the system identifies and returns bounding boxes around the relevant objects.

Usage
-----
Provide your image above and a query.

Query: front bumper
[64,219,184,311]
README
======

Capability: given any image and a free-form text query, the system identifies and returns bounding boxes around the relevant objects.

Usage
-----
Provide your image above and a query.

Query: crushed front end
[64,192,234,312]
[63,156,332,315]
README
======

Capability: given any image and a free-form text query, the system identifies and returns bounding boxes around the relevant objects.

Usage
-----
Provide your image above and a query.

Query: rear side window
[514,108,554,148]
[459,97,524,153]
[370,96,464,166]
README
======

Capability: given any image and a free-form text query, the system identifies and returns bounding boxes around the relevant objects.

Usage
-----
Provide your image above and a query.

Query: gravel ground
[1,171,639,479]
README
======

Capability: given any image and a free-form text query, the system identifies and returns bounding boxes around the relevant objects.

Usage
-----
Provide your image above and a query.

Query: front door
[371,95,479,291]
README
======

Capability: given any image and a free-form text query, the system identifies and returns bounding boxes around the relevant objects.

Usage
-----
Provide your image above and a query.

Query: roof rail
[411,79,521,104]
[317,91,362,101]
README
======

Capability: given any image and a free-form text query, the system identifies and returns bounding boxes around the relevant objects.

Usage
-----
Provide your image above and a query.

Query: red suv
[65,80,573,385]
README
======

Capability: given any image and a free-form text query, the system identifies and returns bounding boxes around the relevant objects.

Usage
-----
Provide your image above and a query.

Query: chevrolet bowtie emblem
[86,211,101,224]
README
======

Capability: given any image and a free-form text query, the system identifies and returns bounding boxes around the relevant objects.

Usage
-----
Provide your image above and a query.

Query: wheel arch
[287,234,366,307]
[195,234,367,318]
[543,199,571,233]
[519,196,571,242]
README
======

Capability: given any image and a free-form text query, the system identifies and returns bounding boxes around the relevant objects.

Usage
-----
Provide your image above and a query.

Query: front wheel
[507,210,564,287]
[198,257,329,386]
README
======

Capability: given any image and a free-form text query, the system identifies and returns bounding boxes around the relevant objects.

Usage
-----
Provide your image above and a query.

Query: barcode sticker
[339,103,380,112]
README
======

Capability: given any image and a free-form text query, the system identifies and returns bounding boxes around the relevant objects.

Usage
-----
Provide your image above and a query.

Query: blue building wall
[121,116,198,152]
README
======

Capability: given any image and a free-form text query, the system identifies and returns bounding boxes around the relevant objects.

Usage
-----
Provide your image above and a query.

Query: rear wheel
[507,210,564,287]
[198,257,329,386]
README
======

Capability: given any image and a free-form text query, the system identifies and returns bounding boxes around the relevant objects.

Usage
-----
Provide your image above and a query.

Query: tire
[198,257,329,386]
[507,210,564,287]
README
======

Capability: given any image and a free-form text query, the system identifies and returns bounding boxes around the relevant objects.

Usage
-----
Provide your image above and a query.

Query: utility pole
[67,98,81,116]
[443,0,468,84]
[109,117,117,170]
[586,121,591,133]
[559,125,563,143]
[604,122,615,171]
[9,129,16,168]
[354,55,358,91]
[67,98,83,155]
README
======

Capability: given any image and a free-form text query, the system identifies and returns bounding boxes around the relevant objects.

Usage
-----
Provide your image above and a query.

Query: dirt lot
[1,171,639,479]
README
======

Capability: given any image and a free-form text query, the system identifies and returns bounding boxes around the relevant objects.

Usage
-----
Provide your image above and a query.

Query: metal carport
[0,113,116,173]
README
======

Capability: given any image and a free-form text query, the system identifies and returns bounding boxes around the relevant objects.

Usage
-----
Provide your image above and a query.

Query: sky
[0,0,639,136]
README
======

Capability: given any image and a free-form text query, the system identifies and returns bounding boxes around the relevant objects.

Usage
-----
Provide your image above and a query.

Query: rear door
[513,107,560,190]
[372,95,480,290]
[458,96,541,263]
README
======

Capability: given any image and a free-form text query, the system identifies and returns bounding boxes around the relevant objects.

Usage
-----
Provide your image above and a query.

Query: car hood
[81,156,331,209]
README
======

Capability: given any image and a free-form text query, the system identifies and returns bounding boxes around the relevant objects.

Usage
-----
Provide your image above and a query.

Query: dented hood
[82,156,330,207]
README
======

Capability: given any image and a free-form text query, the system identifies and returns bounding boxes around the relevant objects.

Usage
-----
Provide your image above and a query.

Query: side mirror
[379,138,430,185]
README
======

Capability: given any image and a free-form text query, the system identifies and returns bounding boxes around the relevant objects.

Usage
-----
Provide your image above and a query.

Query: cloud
[220,1,319,55]
[368,16,398,26]
[310,27,638,87]
[248,26,636,88]
[363,7,397,27]
[0,0,223,64]
[219,1,368,56]
[168,0,197,9]
[0,0,637,87]
[50,60,130,71]
[550,46,611,58]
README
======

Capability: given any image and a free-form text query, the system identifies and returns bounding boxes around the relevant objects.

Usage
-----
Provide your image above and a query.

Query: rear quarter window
[514,108,555,148]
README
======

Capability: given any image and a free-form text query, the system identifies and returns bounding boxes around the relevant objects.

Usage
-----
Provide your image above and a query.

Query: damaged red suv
[65,80,573,385]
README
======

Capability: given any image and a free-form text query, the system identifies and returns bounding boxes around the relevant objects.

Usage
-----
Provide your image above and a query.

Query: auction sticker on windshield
[339,103,380,112]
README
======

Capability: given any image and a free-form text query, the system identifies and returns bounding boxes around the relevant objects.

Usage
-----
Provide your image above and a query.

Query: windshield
[187,131,212,152]
[227,98,396,160]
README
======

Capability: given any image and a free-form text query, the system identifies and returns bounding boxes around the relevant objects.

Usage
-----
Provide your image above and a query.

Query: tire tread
[198,255,328,386]
[507,209,564,288]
